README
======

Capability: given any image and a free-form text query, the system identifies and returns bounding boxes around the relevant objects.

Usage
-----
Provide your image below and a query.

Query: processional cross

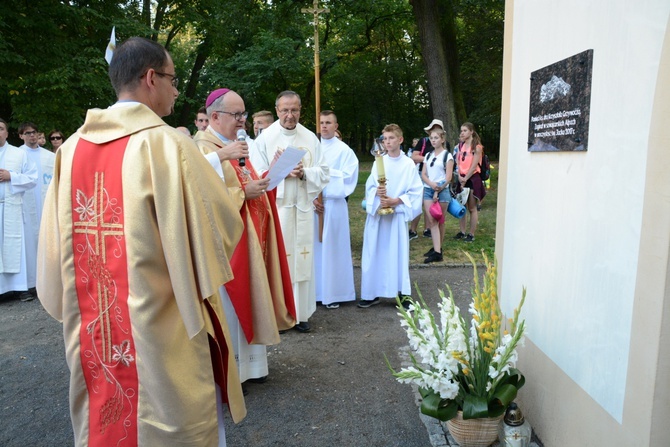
[302,0,329,132]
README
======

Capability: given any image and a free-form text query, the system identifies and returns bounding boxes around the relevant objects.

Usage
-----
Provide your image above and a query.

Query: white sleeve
[204,152,225,180]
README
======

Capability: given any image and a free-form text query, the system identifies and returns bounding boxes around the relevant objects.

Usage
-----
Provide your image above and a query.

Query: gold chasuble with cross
[37,103,246,447]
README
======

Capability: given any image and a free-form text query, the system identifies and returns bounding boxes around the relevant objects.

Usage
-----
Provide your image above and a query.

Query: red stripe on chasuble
[204,299,231,405]
[224,160,262,343]
[225,218,254,342]
[71,136,138,446]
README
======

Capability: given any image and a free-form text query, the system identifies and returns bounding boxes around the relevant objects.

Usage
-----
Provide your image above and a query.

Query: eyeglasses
[461,150,467,162]
[430,156,437,168]
[50,136,63,141]
[277,108,301,116]
[214,110,248,121]
[154,71,179,88]
[23,131,37,136]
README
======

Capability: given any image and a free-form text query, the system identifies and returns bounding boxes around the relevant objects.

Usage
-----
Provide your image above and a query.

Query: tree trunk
[439,1,467,127]
[142,0,151,29]
[177,36,211,125]
[410,0,463,144]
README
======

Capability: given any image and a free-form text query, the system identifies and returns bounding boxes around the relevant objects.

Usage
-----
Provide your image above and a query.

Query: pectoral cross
[302,0,329,131]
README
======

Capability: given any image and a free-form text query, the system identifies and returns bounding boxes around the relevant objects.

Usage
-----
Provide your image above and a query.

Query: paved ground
[1,265,482,447]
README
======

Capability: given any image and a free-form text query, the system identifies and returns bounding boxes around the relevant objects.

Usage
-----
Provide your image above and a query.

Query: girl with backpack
[421,128,454,263]
[454,122,486,243]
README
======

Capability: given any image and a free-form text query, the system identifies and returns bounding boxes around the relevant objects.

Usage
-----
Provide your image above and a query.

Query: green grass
[347,161,497,265]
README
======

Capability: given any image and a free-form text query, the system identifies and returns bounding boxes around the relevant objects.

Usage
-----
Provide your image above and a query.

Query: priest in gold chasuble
[37,37,245,447]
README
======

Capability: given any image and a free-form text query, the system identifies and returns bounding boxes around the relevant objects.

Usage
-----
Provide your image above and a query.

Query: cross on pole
[302,0,329,133]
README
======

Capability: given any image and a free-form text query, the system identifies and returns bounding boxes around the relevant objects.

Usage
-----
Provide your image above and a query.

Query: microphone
[236,129,248,167]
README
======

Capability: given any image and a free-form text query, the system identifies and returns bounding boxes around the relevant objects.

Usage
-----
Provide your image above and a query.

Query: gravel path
[1,265,478,447]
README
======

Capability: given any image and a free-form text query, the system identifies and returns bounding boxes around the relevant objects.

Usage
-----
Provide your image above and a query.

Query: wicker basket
[446,411,503,447]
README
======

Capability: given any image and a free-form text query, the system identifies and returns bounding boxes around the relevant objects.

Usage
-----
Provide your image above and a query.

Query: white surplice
[360,153,422,300]
[251,121,329,322]
[313,136,359,305]
[219,286,268,381]
[21,145,54,288]
[0,143,37,293]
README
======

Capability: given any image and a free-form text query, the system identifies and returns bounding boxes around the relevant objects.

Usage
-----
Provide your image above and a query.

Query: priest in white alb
[250,91,329,333]
[313,110,358,309]
[0,118,38,298]
[18,121,55,300]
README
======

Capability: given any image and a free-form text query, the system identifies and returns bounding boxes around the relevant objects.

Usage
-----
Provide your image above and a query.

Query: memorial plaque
[528,49,593,152]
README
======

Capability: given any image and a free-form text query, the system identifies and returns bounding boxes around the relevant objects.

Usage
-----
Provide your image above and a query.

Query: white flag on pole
[105,26,116,65]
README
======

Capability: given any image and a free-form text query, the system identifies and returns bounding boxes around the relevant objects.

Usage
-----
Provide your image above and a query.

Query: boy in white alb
[359,124,422,309]
[313,111,359,309]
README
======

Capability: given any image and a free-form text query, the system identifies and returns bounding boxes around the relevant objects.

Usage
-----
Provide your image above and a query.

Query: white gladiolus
[391,257,527,422]
[394,291,469,402]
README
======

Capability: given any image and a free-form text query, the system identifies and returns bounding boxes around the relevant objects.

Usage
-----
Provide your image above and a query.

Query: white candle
[375,155,385,179]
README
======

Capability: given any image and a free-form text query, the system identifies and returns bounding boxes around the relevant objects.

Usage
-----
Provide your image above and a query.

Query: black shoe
[242,386,249,396]
[357,297,381,308]
[454,231,466,240]
[464,234,475,243]
[294,322,311,333]
[424,251,443,263]
[423,228,431,238]
[424,247,435,257]
[408,230,418,241]
[246,375,268,384]
[28,287,38,298]
[19,291,34,302]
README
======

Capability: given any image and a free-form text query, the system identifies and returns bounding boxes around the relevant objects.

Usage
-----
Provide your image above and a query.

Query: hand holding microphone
[237,129,248,167]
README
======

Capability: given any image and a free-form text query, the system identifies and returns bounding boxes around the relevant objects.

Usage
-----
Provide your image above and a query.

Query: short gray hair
[275,90,301,107]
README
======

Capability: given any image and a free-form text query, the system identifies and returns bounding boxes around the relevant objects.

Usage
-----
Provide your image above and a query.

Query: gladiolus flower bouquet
[388,253,526,421]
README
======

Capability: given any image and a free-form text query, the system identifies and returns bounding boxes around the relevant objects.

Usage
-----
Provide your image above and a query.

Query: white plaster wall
[501,0,670,422]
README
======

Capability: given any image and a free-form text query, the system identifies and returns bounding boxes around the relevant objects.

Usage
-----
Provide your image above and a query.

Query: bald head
[207,90,247,140]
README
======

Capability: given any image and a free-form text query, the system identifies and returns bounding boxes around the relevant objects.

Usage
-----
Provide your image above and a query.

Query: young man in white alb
[359,123,422,309]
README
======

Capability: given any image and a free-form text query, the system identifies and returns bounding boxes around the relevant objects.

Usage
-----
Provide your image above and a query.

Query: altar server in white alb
[251,91,329,333]
[18,121,55,300]
[313,110,358,309]
[0,118,38,299]
[359,123,422,309]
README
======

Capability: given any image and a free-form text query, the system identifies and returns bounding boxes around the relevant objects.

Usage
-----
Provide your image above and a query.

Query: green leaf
[462,394,489,419]
[499,369,525,390]
[418,387,431,399]
[420,391,459,421]
[489,383,518,416]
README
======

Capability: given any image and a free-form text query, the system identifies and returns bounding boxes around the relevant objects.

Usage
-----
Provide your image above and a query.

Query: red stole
[225,159,296,342]
[71,137,138,445]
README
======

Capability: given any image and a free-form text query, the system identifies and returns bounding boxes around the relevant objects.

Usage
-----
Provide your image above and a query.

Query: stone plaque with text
[528,49,593,152]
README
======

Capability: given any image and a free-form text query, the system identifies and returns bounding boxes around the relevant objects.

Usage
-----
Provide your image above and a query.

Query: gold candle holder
[370,137,395,215]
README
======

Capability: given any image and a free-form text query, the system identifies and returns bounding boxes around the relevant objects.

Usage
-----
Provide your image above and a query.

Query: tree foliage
[0,0,503,154]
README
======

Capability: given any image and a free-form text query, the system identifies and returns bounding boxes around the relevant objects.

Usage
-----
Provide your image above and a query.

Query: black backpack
[479,152,490,181]
[456,141,490,181]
